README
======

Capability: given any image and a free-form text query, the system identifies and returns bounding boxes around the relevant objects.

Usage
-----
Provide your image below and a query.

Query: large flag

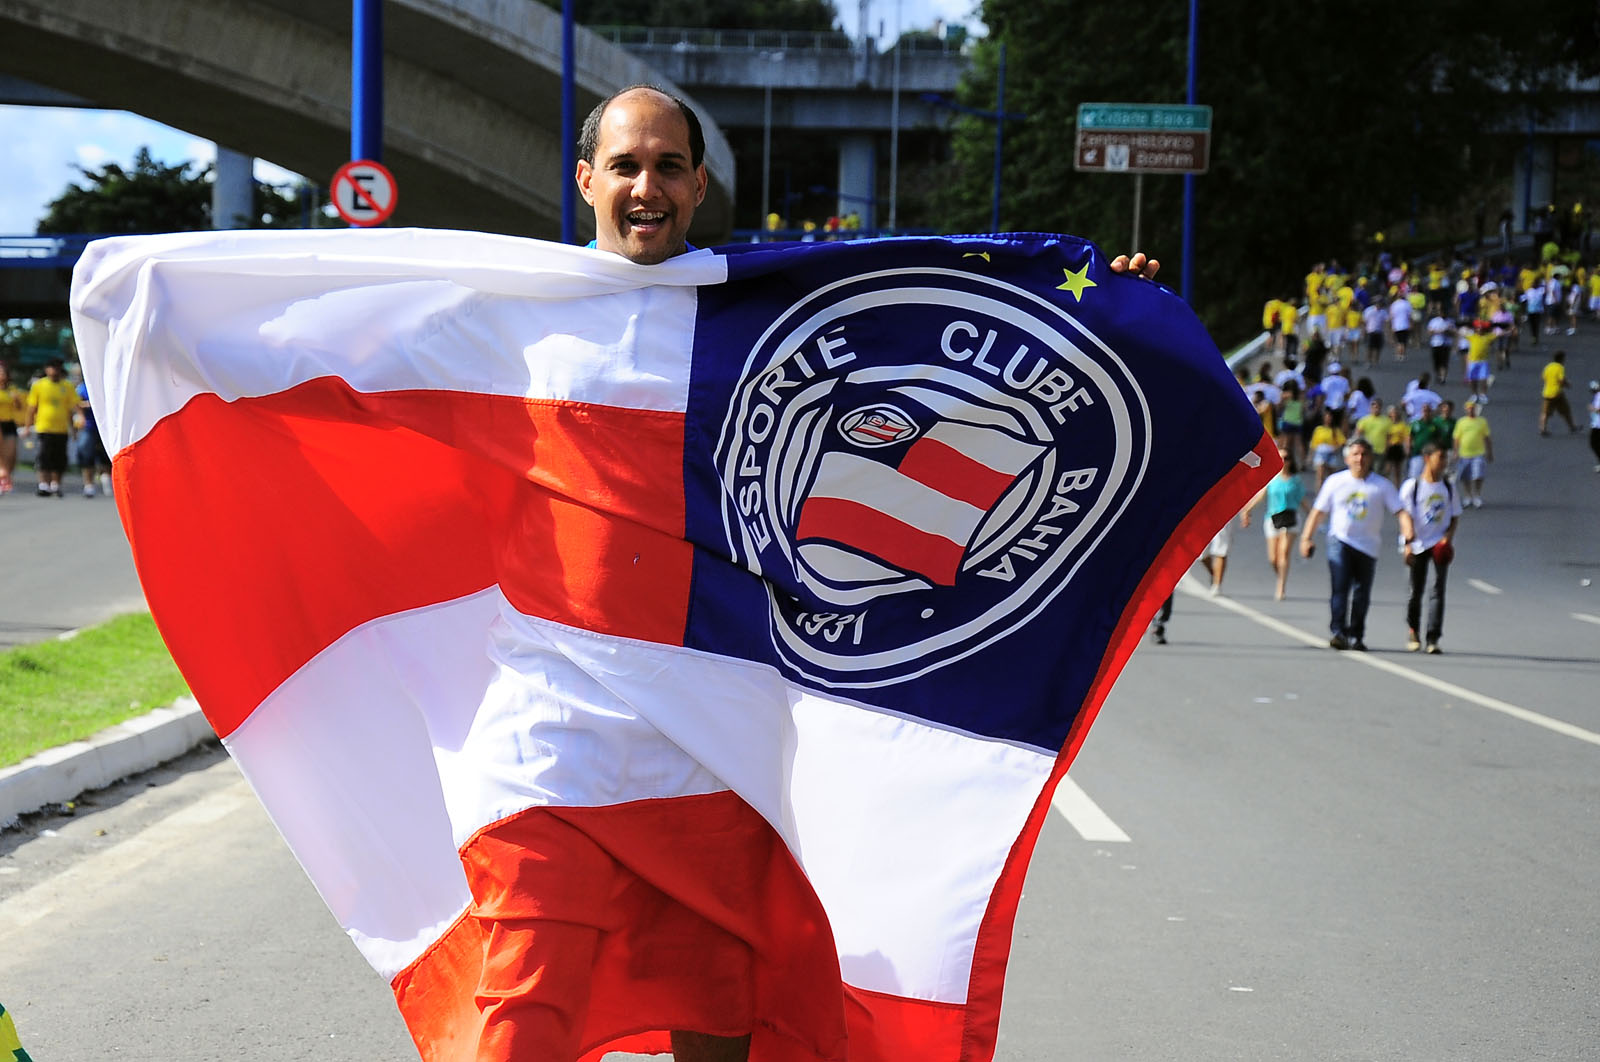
[71,229,1275,1061]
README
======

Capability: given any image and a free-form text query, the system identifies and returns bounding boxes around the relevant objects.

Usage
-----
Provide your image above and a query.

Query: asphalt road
[0,462,145,646]
[1,324,1596,1059]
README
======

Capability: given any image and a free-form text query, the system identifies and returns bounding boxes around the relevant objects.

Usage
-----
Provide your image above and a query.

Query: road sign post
[330,159,398,227]
[1075,102,1210,287]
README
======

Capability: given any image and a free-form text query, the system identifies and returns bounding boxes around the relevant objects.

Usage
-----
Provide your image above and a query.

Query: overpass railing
[596,25,965,54]
[0,234,100,269]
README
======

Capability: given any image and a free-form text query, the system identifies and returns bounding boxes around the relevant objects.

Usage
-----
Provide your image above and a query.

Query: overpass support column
[837,132,876,230]
[1511,136,1554,234]
[212,147,254,229]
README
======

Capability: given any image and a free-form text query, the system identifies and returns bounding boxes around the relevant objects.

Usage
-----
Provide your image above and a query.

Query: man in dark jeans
[1298,439,1413,650]
[1399,443,1462,653]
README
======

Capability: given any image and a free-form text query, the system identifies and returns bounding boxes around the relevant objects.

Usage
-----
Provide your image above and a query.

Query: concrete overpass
[0,0,736,243]
[604,26,969,228]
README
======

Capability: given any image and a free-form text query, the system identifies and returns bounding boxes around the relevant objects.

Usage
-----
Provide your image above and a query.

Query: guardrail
[595,25,964,54]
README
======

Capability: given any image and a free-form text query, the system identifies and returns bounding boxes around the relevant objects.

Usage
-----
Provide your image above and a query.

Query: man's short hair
[578,85,705,169]
[1419,441,1442,457]
[1345,438,1374,454]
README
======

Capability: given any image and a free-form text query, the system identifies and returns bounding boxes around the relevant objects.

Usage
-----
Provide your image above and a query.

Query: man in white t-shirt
[1299,439,1413,650]
[1399,442,1462,653]
[1426,313,1453,381]
[1401,371,1443,421]
[1387,294,1413,362]
[1361,302,1385,366]
[1321,362,1351,419]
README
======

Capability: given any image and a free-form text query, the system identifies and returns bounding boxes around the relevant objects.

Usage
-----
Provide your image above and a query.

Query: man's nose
[631,167,660,198]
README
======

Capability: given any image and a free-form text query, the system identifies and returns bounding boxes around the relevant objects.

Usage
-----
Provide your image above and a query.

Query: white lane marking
[1572,612,1600,627]
[1177,577,1600,749]
[0,785,250,933]
[1467,579,1502,595]
[1052,776,1131,842]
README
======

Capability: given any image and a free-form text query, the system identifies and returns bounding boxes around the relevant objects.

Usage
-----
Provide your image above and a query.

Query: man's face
[576,90,707,265]
[1425,449,1446,477]
[1345,443,1373,477]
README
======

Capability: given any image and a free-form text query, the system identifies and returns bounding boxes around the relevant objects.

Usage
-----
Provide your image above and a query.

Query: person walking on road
[1299,439,1412,651]
[1588,380,1600,472]
[23,359,76,498]
[1243,447,1307,600]
[1399,442,1462,653]
[1539,350,1579,435]
[0,363,22,494]
[1452,398,1493,506]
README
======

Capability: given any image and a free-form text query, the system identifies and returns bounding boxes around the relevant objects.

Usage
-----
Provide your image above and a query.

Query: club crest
[714,266,1152,687]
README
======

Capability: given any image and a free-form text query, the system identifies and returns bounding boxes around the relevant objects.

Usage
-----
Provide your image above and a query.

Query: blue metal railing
[0,234,102,269]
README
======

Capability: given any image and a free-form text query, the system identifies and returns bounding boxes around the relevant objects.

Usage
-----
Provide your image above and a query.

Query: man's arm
[1299,508,1323,557]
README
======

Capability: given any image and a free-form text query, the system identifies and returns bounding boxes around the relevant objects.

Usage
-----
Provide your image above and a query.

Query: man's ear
[576,159,596,206]
[694,164,708,207]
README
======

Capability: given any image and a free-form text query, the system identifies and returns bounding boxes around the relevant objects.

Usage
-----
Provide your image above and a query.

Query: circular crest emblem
[715,267,1151,687]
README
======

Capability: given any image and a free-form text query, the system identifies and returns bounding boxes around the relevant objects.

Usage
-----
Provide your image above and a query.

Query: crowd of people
[1166,250,1600,655]
[0,357,112,499]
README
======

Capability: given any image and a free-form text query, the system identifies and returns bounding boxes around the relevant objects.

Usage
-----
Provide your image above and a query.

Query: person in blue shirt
[1242,446,1308,600]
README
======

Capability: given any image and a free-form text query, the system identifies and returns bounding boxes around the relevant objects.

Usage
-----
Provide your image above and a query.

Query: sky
[0,0,980,236]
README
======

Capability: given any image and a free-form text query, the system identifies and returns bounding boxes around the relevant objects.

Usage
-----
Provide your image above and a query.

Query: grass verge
[0,613,191,769]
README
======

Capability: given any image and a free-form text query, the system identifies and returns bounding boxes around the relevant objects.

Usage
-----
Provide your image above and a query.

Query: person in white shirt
[1426,313,1453,382]
[1387,294,1413,362]
[1398,442,1462,653]
[1321,362,1351,420]
[1299,439,1413,651]
[1361,302,1386,366]
[1401,372,1444,421]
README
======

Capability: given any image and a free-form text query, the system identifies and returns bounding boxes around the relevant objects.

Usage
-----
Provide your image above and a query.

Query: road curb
[0,697,214,828]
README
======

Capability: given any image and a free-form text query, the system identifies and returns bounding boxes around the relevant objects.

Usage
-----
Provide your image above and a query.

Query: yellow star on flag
[1056,263,1097,301]
[962,251,992,262]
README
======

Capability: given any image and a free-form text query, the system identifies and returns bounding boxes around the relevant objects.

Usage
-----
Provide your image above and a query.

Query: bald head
[575,87,708,264]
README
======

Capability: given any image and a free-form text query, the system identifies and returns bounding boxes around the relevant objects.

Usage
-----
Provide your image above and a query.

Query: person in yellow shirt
[1464,319,1495,404]
[1355,402,1393,477]
[1452,399,1493,507]
[1309,408,1347,489]
[24,359,78,497]
[0,362,23,494]
[1384,405,1411,487]
[1278,296,1300,360]
[1539,350,1578,435]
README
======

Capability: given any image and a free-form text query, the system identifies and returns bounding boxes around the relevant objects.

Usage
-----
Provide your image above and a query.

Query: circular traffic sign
[330,159,398,226]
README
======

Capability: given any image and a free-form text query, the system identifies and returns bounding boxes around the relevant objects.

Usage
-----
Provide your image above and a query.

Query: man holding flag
[70,85,1268,1062]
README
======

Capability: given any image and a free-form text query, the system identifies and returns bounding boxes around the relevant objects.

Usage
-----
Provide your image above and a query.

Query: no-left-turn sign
[331,159,398,226]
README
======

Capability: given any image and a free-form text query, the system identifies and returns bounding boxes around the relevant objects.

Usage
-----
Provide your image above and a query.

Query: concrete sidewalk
[0,699,214,828]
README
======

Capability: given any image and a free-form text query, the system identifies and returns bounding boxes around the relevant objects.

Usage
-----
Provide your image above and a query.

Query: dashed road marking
[1178,577,1600,749]
[1052,776,1131,842]
[1572,612,1600,627]
[1467,579,1502,595]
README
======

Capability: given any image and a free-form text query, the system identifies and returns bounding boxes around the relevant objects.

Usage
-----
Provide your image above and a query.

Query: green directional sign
[1077,103,1212,132]
[1075,103,1212,175]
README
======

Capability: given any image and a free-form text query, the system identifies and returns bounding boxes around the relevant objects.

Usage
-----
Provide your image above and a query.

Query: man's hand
[1110,253,1160,280]
[1298,535,1314,559]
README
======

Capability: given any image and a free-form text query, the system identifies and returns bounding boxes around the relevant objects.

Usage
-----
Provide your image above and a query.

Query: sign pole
[1181,0,1198,304]
[1132,172,1143,254]
[991,41,1006,233]
[351,0,382,164]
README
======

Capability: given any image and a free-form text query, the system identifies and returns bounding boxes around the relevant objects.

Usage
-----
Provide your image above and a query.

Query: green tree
[37,147,308,235]
[939,0,1600,338]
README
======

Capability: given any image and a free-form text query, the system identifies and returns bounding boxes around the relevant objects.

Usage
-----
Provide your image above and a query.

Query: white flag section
[71,228,1275,1062]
